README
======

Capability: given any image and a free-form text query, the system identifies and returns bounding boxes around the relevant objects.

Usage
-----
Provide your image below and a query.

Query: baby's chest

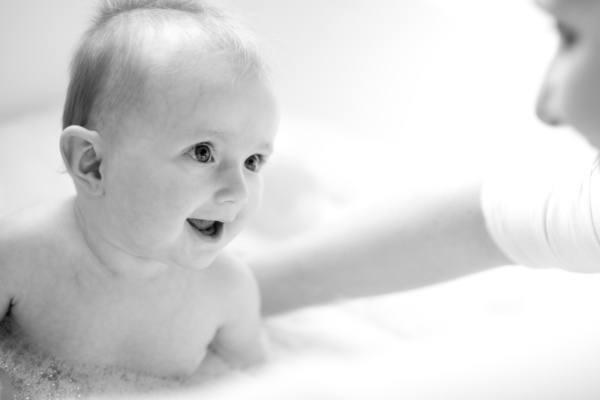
[14,285,224,377]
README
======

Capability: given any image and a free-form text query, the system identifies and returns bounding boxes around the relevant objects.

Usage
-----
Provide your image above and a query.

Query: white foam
[0,318,249,399]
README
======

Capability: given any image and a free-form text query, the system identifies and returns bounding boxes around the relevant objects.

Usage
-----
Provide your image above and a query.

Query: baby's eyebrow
[256,141,274,153]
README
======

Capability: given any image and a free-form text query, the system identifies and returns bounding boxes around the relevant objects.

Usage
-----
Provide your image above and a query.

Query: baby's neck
[71,198,176,282]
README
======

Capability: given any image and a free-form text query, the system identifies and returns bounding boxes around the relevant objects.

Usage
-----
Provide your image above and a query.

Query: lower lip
[187,221,223,243]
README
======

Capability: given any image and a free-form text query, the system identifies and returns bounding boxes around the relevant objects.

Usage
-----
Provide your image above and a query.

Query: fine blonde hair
[62,0,270,130]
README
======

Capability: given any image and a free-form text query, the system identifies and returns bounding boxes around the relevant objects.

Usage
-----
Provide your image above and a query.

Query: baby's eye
[556,22,577,48]
[245,154,265,172]
[188,143,214,163]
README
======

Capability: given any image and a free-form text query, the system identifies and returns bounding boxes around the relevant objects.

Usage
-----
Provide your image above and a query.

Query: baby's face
[536,0,600,148]
[99,69,279,270]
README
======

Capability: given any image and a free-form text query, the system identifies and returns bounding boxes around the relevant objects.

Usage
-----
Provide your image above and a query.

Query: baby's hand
[0,368,14,400]
[212,323,270,368]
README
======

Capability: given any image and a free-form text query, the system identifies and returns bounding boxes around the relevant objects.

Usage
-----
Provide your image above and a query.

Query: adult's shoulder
[482,142,600,273]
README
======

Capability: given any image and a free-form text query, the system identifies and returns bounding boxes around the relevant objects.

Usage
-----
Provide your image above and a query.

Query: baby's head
[535,0,600,147]
[60,0,280,271]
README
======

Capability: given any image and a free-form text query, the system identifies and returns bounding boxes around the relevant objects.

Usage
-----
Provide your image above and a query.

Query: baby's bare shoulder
[0,209,39,270]
[211,250,258,285]
[0,198,78,278]
[208,250,261,310]
[204,251,266,365]
[0,203,59,317]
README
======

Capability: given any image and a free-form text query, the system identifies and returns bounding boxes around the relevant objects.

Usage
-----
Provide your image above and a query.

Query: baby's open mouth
[187,218,223,239]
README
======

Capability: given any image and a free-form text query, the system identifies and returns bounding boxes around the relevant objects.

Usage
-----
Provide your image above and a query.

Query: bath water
[0,318,241,400]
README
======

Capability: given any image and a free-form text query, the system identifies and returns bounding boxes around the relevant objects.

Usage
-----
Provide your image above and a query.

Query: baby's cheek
[245,177,264,210]
[242,199,261,226]
[236,191,262,230]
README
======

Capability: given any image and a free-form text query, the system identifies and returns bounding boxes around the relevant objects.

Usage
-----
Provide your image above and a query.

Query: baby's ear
[60,126,104,196]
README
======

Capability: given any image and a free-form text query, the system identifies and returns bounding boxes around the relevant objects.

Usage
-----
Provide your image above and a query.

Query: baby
[0,0,279,378]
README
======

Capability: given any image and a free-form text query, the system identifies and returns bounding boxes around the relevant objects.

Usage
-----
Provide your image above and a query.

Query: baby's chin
[171,236,239,271]
[167,249,221,271]
[132,222,246,272]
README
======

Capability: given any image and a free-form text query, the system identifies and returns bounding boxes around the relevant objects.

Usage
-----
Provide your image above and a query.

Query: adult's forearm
[250,179,511,316]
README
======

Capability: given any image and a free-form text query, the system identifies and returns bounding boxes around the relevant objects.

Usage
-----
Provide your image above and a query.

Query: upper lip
[189,217,231,223]
[187,218,220,227]
[188,212,236,224]
[187,218,223,228]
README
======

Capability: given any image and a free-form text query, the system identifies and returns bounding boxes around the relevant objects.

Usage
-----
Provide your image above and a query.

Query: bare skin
[251,177,510,316]
[251,0,600,317]
[0,22,279,377]
[0,198,266,378]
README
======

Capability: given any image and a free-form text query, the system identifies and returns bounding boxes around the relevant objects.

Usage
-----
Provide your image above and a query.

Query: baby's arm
[210,253,268,366]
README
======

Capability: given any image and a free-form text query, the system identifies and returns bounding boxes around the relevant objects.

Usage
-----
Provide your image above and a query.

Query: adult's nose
[535,63,564,126]
[536,85,564,126]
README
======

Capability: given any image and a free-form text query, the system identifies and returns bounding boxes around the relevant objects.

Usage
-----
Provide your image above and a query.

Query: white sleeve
[481,149,600,273]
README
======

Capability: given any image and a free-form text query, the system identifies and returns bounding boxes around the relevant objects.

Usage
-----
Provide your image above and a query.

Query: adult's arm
[249,178,511,316]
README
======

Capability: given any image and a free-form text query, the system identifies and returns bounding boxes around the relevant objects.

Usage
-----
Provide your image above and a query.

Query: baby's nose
[214,165,249,205]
